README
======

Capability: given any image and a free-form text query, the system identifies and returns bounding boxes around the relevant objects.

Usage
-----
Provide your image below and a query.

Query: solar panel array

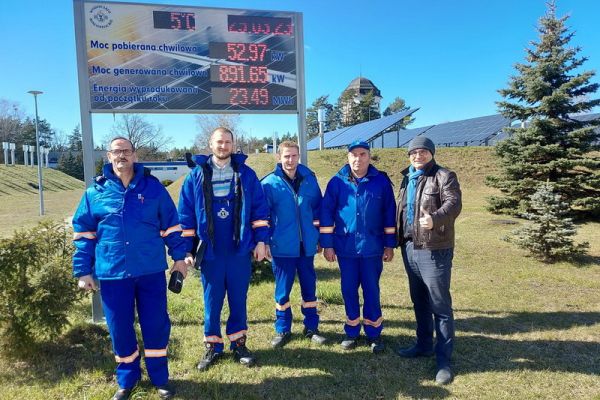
[307,111,598,151]
[371,125,434,148]
[307,108,418,150]
[421,114,512,146]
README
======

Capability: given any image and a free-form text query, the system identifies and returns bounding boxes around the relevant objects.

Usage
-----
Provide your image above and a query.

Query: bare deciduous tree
[107,114,172,159]
[194,114,244,151]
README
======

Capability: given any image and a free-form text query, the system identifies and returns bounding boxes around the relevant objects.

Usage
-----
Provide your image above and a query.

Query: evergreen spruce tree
[486,1,600,219]
[506,182,589,262]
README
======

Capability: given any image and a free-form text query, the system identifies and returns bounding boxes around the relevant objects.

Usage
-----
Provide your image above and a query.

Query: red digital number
[274,22,293,35]
[249,43,267,61]
[249,66,268,83]
[229,88,269,105]
[170,13,182,30]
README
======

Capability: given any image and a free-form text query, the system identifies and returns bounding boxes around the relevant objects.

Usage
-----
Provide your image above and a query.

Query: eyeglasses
[409,149,430,157]
[109,149,134,156]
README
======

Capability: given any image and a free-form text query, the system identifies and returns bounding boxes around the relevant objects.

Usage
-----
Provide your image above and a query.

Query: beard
[214,152,231,160]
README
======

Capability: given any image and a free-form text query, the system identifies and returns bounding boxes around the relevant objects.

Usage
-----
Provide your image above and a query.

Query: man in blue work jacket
[178,127,269,370]
[261,140,327,348]
[73,137,187,400]
[320,140,396,353]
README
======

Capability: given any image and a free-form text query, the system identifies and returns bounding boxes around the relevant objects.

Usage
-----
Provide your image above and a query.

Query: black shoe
[271,332,292,348]
[233,336,256,367]
[112,388,132,400]
[303,328,327,345]
[435,367,454,385]
[340,336,359,350]
[156,384,175,399]
[197,342,222,371]
[395,344,434,358]
[367,337,385,354]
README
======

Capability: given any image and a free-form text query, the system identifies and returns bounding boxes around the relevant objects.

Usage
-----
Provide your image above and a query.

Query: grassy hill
[0,165,83,195]
[0,165,84,237]
[167,147,500,203]
[2,148,599,399]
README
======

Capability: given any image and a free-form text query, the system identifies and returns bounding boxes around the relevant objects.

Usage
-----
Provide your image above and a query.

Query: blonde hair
[277,140,299,154]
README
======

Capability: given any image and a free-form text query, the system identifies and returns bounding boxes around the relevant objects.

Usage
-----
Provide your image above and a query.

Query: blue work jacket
[178,153,269,260]
[72,163,187,280]
[320,164,397,257]
[261,163,322,257]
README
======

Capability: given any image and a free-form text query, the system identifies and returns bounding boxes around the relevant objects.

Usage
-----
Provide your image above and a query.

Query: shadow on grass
[571,253,600,267]
[457,311,600,335]
[169,343,451,400]
[0,323,113,385]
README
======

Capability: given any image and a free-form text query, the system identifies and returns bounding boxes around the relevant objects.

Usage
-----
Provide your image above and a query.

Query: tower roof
[345,77,382,98]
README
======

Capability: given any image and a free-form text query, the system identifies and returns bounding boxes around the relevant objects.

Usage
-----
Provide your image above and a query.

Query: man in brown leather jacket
[395,136,461,385]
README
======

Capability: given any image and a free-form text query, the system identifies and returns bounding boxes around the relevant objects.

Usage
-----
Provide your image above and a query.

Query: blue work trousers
[401,241,454,368]
[200,254,252,351]
[100,271,170,389]
[272,252,319,334]
[338,256,384,340]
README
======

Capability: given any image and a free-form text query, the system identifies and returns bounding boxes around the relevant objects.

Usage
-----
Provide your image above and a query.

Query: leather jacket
[397,161,461,250]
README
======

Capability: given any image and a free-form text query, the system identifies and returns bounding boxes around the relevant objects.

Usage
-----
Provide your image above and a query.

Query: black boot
[112,388,132,400]
[367,337,385,354]
[197,342,222,371]
[271,331,292,348]
[156,383,176,399]
[232,335,256,366]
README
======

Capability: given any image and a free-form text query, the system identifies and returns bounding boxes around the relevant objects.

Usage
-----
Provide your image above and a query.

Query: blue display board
[78,1,302,113]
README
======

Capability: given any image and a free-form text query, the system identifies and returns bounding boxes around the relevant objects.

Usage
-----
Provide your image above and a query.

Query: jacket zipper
[282,177,303,247]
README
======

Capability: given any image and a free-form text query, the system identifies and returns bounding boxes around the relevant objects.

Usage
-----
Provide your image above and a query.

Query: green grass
[1,147,599,399]
[0,165,85,238]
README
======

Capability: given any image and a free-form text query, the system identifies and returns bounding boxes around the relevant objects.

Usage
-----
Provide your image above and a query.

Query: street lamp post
[28,90,44,216]
[317,108,326,150]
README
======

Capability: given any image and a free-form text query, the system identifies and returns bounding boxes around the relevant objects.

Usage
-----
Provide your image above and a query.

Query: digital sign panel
[78,1,301,113]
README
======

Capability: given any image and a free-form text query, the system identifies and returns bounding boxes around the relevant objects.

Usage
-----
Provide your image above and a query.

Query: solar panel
[306,125,352,150]
[371,125,434,148]
[307,108,418,150]
[571,112,600,122]
[421,114,511,146]
[323,108,419,148]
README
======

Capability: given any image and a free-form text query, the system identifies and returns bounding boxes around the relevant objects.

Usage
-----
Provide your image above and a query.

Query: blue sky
[1,0,599,149]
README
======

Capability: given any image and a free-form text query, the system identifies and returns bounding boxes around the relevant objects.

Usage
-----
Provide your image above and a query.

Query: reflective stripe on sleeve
[160,224,182,237]
[384,227,396,234]
[181,229,196,237]
[251,220,269,228]
[313,220,320,227]
[319,226,334,234]
[73,231,97,240]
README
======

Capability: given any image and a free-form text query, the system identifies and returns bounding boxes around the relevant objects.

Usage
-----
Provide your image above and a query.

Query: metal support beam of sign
[73,0,307,322]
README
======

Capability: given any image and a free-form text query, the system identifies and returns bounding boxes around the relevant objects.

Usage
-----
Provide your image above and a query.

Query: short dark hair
[210,127,235,142]
[109,136,135,151]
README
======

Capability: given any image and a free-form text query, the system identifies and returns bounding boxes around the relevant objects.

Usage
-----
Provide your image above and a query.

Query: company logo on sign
[89,5,113,28]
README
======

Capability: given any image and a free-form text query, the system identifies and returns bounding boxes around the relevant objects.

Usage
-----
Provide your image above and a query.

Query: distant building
[141,161,189,182]
[341,76,382,125]
[263,144,274,153]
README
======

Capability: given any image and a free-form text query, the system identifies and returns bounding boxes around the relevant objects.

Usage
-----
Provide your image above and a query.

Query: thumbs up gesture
[419,207,433,230]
